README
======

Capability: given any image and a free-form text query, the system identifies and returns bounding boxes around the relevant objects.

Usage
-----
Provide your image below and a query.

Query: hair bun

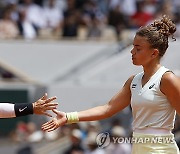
[151,15,176,37]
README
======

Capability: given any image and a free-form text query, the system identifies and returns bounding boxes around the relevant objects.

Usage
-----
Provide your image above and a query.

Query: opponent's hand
[33,93,58,117]
[41,109,67,132]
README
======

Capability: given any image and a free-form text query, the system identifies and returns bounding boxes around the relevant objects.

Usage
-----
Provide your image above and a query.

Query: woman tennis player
[0,93,57,118]
[42,16,180,153]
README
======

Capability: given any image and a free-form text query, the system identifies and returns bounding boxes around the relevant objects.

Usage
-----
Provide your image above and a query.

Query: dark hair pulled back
[136,15,176,57]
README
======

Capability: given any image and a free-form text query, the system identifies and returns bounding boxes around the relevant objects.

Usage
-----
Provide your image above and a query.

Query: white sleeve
[0,103,16,118]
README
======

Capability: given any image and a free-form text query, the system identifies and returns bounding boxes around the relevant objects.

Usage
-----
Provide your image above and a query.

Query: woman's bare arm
[161,72,180,115]
[41,76,134,132]
[78,75,134,121]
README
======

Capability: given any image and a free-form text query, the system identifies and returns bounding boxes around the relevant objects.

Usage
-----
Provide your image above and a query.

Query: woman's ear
[151,49,159,58]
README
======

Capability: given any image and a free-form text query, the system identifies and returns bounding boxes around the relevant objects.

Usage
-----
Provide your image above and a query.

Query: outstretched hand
[33,93,58,117]
[41,109,67,132]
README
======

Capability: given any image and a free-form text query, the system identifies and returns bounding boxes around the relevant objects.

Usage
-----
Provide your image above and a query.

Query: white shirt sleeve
[0,103,16,118]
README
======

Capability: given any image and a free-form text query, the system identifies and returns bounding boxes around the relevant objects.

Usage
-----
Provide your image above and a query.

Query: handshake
[33,93,69,132]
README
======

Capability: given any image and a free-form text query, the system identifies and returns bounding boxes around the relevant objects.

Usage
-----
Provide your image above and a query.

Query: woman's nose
[131,48,135,54]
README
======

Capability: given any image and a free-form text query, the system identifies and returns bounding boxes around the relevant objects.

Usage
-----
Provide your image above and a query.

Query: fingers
[44,102,58,108]
[47,126,58,132]
[45,102,58,106]
[43,123,55,131]
[42,120,57,131]
[42,121,53,131]
[43,102,58,111]
[52,109,59,115]
[42,120,53,128]
[34,102,58,109]
[45,96,57,103]
[41,93,47,100]
[45,106,57,111]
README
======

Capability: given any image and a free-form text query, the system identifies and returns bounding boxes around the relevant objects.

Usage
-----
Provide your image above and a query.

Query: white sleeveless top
[130,66,176,131]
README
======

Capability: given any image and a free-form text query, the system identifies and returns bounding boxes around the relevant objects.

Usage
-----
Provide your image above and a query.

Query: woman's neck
[142,63,161,79]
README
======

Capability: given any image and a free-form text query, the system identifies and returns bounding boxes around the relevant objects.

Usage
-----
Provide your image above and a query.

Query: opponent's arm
[161,72,180,115]
[0,93,57,118]
[41,76,134,132]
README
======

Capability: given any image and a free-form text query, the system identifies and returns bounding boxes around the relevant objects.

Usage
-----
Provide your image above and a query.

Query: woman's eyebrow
[133,44,141,47]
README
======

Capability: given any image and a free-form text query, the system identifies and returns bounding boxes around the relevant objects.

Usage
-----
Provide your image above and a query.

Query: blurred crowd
[0,0,180,41]
[11,118,132,154]
[9,115,180,154]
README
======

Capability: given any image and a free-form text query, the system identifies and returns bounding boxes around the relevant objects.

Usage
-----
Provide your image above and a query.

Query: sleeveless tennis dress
[130,66,179,154]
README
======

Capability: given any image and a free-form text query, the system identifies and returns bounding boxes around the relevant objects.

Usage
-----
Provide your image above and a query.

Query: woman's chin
[132,61,141,66]
[132,59,136,64]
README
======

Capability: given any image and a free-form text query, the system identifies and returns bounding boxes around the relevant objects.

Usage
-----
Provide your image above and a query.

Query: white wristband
[66,112,79,124]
